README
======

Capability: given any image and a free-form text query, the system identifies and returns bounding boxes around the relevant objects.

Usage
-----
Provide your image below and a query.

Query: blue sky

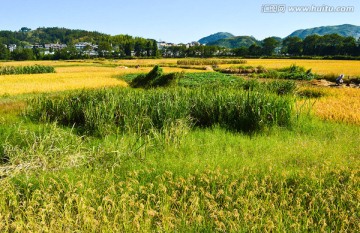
[1,0,359,43]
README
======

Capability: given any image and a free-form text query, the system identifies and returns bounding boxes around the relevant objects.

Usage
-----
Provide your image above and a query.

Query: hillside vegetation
[288,24,360,39]
[198,32,235,44]
[206,36,259,48]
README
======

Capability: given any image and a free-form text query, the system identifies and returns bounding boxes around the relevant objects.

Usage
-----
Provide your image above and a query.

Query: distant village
[3,41,202,57]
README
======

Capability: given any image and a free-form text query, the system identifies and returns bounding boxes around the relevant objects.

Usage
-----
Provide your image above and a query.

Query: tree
[232,46,249,57]
[282,37,303,55]
[318,34,344,56]
[202,45,218,57]
[145,41,152,57]
[98,41,112,57]
[124,42,133,57]
[0,44,9,60]
[152,40,159,57]
[134,40,145,57]
[32,47,42,60]
[262,37,280,56]
[302,34,321,55]
[248,44,262,56]
[11,48,34,60]
[53,48,70,60]
[20,27,31,33]
[341,36,357,56]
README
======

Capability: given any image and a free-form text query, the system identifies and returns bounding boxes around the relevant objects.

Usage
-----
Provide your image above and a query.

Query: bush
[130,65,181,88]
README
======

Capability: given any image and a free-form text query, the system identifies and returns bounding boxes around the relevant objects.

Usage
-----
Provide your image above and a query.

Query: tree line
[233,34,360,57]
[153,34,360,58]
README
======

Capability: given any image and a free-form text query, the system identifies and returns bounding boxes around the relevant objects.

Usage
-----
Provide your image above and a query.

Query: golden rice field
[0,71,127,96]
[308,87,360,125]
[243,59,360,76]
[0,62,205,96]
[2,58,360,75]
[1,59,360,124]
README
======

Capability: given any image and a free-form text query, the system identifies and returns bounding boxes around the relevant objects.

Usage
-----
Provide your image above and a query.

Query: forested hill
[206,36,260,49]
[288,24,360,39]
[0,27,154,45]
[198,32,235,45]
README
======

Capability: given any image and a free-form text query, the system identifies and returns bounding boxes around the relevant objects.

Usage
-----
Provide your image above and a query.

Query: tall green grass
[26,87,294,136]
[259,65,317,80]
[0,65,56,75]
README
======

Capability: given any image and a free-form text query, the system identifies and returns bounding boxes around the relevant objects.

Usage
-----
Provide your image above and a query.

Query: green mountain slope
[198,32,234,45]
[288,24,360,39]
[206,36,259,48]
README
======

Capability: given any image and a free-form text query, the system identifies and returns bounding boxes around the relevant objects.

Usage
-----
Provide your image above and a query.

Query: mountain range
[288,24,360,39]
[198,24,360,49]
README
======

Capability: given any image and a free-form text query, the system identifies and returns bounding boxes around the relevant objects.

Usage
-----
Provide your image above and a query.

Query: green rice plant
[0,65,55,75]
[179,72,242,88]
[253,65,318,81]
[122,72,297,96]
[219,65,267,74]
[274,65,317,80]
[26,87,294,136]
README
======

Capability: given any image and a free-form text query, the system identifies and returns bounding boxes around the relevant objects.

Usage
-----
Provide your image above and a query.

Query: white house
[8,44,16,52]
[186,41,200,48]
[44,43,67,50]
[75,42,97,50]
